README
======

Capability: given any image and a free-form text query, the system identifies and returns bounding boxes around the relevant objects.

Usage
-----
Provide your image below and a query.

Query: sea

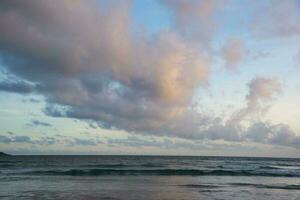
[1,155,300,200]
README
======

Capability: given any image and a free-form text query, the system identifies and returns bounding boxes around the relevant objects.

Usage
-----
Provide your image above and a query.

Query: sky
[0,0,300,157]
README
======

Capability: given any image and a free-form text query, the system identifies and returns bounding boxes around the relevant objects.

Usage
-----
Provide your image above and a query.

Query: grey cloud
[0,134,102,147]
[44,136,101,147]
[0,135,32,143]
[251,1,300,38]
[244,122,270,142]
[67,138,101,146]
[0,1,299,150]
[244,122,300,149]
[128,77,282,144]
[12,136,32,143]
[29,98,40,103]
[106,135,253,152]
[43,104,68,118]
[35,136,58,146]
[28,119,52,127]
[0,0,210,137]
[107,136,159,148]
[143,77,300,149]
[107,135,205,150]
[88,122,98,129]
[200,124,242,142]
[0,134,61,146]
[0,135,12,143]
[6,131,14,135]
[22,97,41,103]
[0,79,35,93]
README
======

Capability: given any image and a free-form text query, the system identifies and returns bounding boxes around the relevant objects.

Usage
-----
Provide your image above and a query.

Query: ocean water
[1,156,300,200]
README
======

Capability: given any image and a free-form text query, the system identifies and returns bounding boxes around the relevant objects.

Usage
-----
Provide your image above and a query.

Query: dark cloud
[0,135,32,143]
[13,136,32,143]
[0,135,12,143]
[0,134,102,147]
[88,122,98,129]
[0,79,35,93]
[0,134,62,146]
[28,119,52,127]
[6,131,14,135]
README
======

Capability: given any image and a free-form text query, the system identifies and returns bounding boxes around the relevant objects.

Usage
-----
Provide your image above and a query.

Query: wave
[3,168,300,177]
[81,163,164,168]
[81,164,129,168]
[182,183,300,190]
[0,163,165,169]
[181,184,221,188]
[0,161,16,164]
[229,183,300,190]
[260,165,300,170]
[0,164,15,167]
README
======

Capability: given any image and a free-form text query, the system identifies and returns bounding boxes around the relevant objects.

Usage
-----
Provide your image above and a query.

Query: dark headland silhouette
[0,152,10,156]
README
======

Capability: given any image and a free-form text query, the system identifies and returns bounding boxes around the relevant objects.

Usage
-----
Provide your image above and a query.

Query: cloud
[107,135,208,150]
[28,119,52,127]
[22,97,41,103]
[0,135,12,143]
[0,135,32,143]
[251,0,300,38]
[0,1,299,150]
[0,78,35,93]
[244,122,300,149]
[250,50,270,60]
[67,138,102,146]
[0,134,101,147]
[295,49,300,67]
[0,134,59,146]
[149,77,282,143]
[6,131,14,135]
[0,0,210,135]
[35,136,58,146]
[246,77,281,109]
[244,122,270,142]
[221,38,246,71]
[161,0,226,46]
[228,77,281,125]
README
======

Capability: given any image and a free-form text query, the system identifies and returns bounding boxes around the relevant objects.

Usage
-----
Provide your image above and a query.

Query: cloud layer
[0,0,210,133]
[0,0,299,150]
